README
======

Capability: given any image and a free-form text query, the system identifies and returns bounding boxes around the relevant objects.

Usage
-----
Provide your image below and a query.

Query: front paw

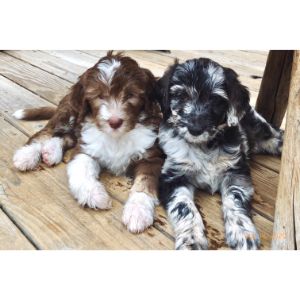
[72,180,112,210]
[225,219,260,250]
[175,226,208,250]
[41,137,63,166]
[122,192,156,233]
[13,143,42,171]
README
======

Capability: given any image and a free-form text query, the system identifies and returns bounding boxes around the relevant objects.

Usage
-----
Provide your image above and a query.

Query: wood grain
[0,74,51,135]
[255,50,293,127]
[252,154,281,173]
[5,50,85,83]
[250,161,279,220]
[0,52,71,105]
[272,51,300,249]
[42,50,100,68]
[0,209,35,250]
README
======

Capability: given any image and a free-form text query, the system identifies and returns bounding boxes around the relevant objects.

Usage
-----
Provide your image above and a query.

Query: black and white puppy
[158,58,283,250]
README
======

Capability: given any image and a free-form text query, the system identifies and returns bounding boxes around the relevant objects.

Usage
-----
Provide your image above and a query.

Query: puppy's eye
[124,93,135,101]
[127,97,139,106]
[172,90,189,100]
[212,101,228,116]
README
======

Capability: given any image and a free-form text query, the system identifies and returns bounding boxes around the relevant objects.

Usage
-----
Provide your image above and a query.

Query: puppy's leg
[41,133,76,166]
[67,153,111,209]
[13,87,81,171]
[220,165,260,250]
[41,136,64,166]
[122,147,164,233]
[13,127,69,171]
[159,169,208,250]
[241,107,283,155]
[13,111,76,171]
[13,128,53,171]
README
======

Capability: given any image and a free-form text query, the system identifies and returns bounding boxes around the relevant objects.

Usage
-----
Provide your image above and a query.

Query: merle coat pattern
[158,58,283,250]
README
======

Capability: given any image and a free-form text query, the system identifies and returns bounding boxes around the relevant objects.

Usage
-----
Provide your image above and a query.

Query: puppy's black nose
[188,126,203,136]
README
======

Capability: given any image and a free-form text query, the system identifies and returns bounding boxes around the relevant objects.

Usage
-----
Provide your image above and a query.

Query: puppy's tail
[12,107,56,121]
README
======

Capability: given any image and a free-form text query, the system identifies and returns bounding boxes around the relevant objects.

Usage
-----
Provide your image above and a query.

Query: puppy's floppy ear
[157,59,179,118]
[68,72,91,121]
[224,67,251,126]
[69,80,85,109]
[140,67,159,113]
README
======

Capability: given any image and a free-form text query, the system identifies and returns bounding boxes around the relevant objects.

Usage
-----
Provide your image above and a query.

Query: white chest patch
[80,122,157,175]
[160,127,240,193]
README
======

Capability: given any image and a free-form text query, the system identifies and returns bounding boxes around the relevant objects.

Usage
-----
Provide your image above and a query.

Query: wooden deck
[0,50,281,249]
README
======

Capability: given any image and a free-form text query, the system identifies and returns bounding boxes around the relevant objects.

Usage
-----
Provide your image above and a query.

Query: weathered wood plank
[42,50,100,68]
[250,161,278,220]
[241,50,269,56]
[0,117,173,249]
[5,50,85,83]
[153,50,266,75]
[255,50,293,127]
[272,51,300,249]
[0,74,51,135]
[252,155,281,174]
[150,50,267,72]
[295,189,300,249]
[0,52,71,105]
[0,208,35,250]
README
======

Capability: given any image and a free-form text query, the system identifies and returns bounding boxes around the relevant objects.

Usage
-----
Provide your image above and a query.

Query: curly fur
[157,57,283,250]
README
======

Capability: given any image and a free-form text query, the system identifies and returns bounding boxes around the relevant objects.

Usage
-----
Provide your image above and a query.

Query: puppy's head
[158,58,250,144]
[71,51,156,136]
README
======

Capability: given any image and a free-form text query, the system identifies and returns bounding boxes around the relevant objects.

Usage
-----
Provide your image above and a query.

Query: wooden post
[271,51,300,250]
[255,50,294,128]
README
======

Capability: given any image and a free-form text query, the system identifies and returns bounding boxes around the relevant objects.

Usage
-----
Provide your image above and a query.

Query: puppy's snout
[188,126,203,136]
[187,119,207,136]
[108,117,123,129]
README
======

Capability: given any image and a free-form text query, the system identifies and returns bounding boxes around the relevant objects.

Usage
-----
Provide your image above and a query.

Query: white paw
[41,137,63,166]
[122,192,156,233]
[225,218,260,250]
[13,143,42,171]
[72,180,112,210]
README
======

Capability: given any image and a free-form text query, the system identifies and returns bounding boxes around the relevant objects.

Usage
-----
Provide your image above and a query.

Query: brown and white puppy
[13,51,164,233]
